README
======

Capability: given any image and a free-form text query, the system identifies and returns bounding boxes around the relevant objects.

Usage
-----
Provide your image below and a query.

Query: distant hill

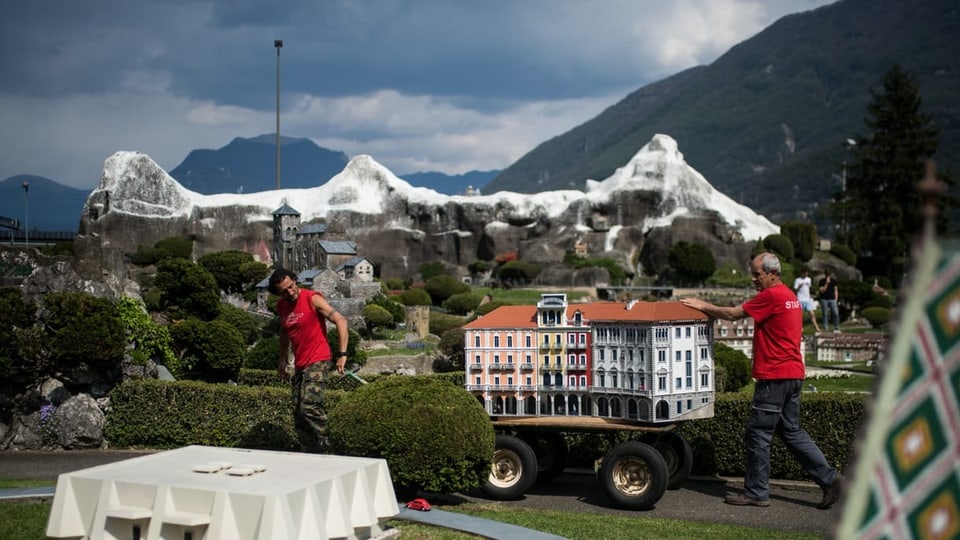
[397,170,497,195]
[0,175,87,232]
[484,0,960,226]
[168,134,350,194]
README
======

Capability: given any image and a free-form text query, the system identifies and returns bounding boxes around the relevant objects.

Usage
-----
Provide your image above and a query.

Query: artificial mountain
[76,134,777,284]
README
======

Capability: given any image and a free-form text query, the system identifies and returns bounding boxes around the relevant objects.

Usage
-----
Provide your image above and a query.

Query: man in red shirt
[269,268,349,453]
[681,252,843,509]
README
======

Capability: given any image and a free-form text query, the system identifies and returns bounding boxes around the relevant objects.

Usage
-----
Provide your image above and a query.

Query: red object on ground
[406,498,431,511]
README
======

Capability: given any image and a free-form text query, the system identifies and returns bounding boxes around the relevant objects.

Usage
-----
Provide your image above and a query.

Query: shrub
[861,306,892,328]
[424,275,471,305]
[780,222,818,262]
[398,287,433,306]
[117,296,176,371]
[363,304,395,335]
[0,287,36,381]
[442,292,484,315]
[762,234,795,261]
[216,303,261,345]
[430,311,468,336]
[436,327,466,372]
[830,243,857,267]
[198,250,256,293]
[475,299,510,316]
[668,241,716,285]
[245,336,280,370]
[169,319,245,381]
[154,258,221,321]
[714,343,751,393]
[495,260,541,284]
[328,376,494,494]
[43,291,126,372]
[367,294,406,323]
[383,277,405,291]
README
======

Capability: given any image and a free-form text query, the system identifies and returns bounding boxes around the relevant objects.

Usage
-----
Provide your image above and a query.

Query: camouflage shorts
[292,361,330,453]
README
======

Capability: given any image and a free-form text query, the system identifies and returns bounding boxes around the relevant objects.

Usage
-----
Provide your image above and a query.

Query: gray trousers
[744,379,839,500]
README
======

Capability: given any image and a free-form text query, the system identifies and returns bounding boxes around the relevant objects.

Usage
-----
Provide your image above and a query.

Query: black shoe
[818,473,844,509]
[725,493,770,507]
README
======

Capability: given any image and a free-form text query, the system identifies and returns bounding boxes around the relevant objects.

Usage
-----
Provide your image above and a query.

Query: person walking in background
[269,267,349,453]
[680,252,843,509]
[793,268,821,332]
[818,268,841,332]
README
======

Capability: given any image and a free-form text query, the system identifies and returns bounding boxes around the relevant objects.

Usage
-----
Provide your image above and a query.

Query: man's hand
[277,359,290,381]
[680,297,708,311]
[335,355,347,375]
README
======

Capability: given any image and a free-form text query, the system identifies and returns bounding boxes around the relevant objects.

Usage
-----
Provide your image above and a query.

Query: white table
[46,445,399,540]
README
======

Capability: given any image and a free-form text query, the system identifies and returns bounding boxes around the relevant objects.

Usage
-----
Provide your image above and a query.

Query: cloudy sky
[1,0,834,190]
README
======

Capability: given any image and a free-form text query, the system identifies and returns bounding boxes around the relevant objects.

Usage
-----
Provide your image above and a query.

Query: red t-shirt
[742,283,805,380]
[277,289,332,370]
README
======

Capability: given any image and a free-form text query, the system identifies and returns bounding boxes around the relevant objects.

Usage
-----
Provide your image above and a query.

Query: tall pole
[21,181,29,249]
[275,39,283,190]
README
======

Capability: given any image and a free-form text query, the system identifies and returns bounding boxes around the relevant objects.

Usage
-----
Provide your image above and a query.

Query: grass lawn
[474,287,592,305]
[0,499,823,540]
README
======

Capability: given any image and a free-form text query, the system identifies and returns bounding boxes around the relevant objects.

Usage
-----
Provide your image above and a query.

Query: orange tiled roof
[463,305,538,329]
[464,300,708,329]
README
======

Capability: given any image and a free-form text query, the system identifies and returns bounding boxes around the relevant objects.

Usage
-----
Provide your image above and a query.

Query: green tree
[169,319,245,381]
[367,294,406,324]
[0,288,36,380]
[327,327,367,368]
[495,260,541,284]
[398,287,432,306]
[761,234,795,261]
[832,65,947,281]
[436,327,466,373]
[442,292,483,315]
[714,343,751,393]
[154,258,221,320]
[424,275,471,305]
[363,304,395,336]
[668,241,716,285]
[245,335,280,371]
[419,261,446,281]
[215,303,261,345]
[43,291,126,372]
[780,222,817,262]
[198,250,256,294]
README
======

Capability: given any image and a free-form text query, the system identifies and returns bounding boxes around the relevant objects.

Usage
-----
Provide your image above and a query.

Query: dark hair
[268,268,297,295]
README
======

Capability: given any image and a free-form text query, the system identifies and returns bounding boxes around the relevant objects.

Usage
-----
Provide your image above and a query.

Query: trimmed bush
[830,243,857,266]
[328,376,494,494]
[861,306,892,328]
[762,234,795,261]
[714,343,751,393]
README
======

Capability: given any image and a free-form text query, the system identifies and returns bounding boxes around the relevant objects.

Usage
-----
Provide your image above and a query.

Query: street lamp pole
[275,39,283,190]
[21,181,29,249]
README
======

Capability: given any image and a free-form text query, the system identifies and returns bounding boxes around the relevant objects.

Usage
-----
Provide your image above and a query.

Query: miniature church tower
[272,201,301,269]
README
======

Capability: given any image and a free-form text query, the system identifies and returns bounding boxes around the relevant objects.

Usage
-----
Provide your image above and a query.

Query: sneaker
[725,493,770,507]
[818,474,844,509]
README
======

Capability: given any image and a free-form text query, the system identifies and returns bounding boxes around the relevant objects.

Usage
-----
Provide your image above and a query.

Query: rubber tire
[482,434,538,500]
[521,432,568,483]
[597,441,668,510]
[655,432,694,490]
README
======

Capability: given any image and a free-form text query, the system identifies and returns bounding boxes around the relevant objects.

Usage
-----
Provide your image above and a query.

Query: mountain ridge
[484,0,960,225]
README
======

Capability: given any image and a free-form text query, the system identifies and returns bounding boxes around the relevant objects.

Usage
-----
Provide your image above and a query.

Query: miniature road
[0,451,841,537]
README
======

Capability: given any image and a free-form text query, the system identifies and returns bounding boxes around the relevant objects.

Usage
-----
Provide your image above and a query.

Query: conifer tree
[832,65,947,280]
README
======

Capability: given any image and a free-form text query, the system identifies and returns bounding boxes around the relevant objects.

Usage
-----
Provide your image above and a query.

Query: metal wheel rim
[611,457,653,496]
[489,449,523,488]
[658,444,679,475]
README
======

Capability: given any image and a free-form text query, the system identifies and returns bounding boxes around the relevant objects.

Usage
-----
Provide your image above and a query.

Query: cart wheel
[655,432,693,490]
[521,432,568,483]
[597,441,667,510]
[482,434,538,500]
